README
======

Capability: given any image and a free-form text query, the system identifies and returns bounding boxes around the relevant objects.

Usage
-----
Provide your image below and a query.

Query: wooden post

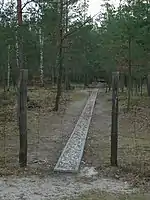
[111,71,119,166]
[18,69,28,167]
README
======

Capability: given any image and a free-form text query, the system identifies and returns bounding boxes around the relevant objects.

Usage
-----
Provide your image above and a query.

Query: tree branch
[22,0,38,10]
[0,0,5,10]
[22,0,77,11]
[22,0,44,10]
[63,11,101,40]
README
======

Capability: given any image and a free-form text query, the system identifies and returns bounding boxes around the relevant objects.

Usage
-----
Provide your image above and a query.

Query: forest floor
[83,90,150,185]
[0,87,150,199]
[0,87,89,175]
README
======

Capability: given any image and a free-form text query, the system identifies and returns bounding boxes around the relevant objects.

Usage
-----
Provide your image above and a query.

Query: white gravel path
[54,89,98,172]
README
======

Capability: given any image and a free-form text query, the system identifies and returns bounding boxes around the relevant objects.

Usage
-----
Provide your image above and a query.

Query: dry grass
[118,92,150,177]
[82,90,150,188]
[0,87,72,175]
[1,88,150,183]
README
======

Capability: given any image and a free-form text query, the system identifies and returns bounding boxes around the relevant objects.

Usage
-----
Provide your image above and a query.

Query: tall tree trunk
[84,73,88,88]
[64,0,70,90]
[7,45,10,91]
[140,77,143,96]
[17,0,23,70]
[135,80,138,95]
[54,0,64,111]
[119,72,124,92]
[127,36,132,111]
[147,74,150,96]
[15,35,19,68]
[39,28,44,86]
[51,65,55,86]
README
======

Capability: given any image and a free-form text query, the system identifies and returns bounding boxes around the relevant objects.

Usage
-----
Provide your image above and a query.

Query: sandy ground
[0,89,139,200]
[0,171,135,200]
[2,88,150,200]
[0,89,90,174]
[83,90,112,168]
[27,90,90,172]
[83,90,150,189]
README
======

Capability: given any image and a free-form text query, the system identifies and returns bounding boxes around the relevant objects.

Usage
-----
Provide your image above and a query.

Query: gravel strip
[54,89,98,172]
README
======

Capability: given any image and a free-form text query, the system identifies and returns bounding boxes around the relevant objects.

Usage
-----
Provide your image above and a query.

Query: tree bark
[64,0,71,90]
[140,77,143,96]
[54,0,64,111]
[39,28,44,86]
[119,72,124,92]
[147,74,150,96]
[7,45,10,91]
[17,0,23,70]
[127,36,132,111]
[15,35,19,70]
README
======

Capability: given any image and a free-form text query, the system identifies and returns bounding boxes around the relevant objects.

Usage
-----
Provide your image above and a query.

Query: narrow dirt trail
[27,90,90,171]
[83,90,112,168]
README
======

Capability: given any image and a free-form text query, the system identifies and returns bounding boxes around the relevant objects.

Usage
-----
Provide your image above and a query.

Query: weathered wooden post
[18,69,28,167]
[111,71,119,166]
